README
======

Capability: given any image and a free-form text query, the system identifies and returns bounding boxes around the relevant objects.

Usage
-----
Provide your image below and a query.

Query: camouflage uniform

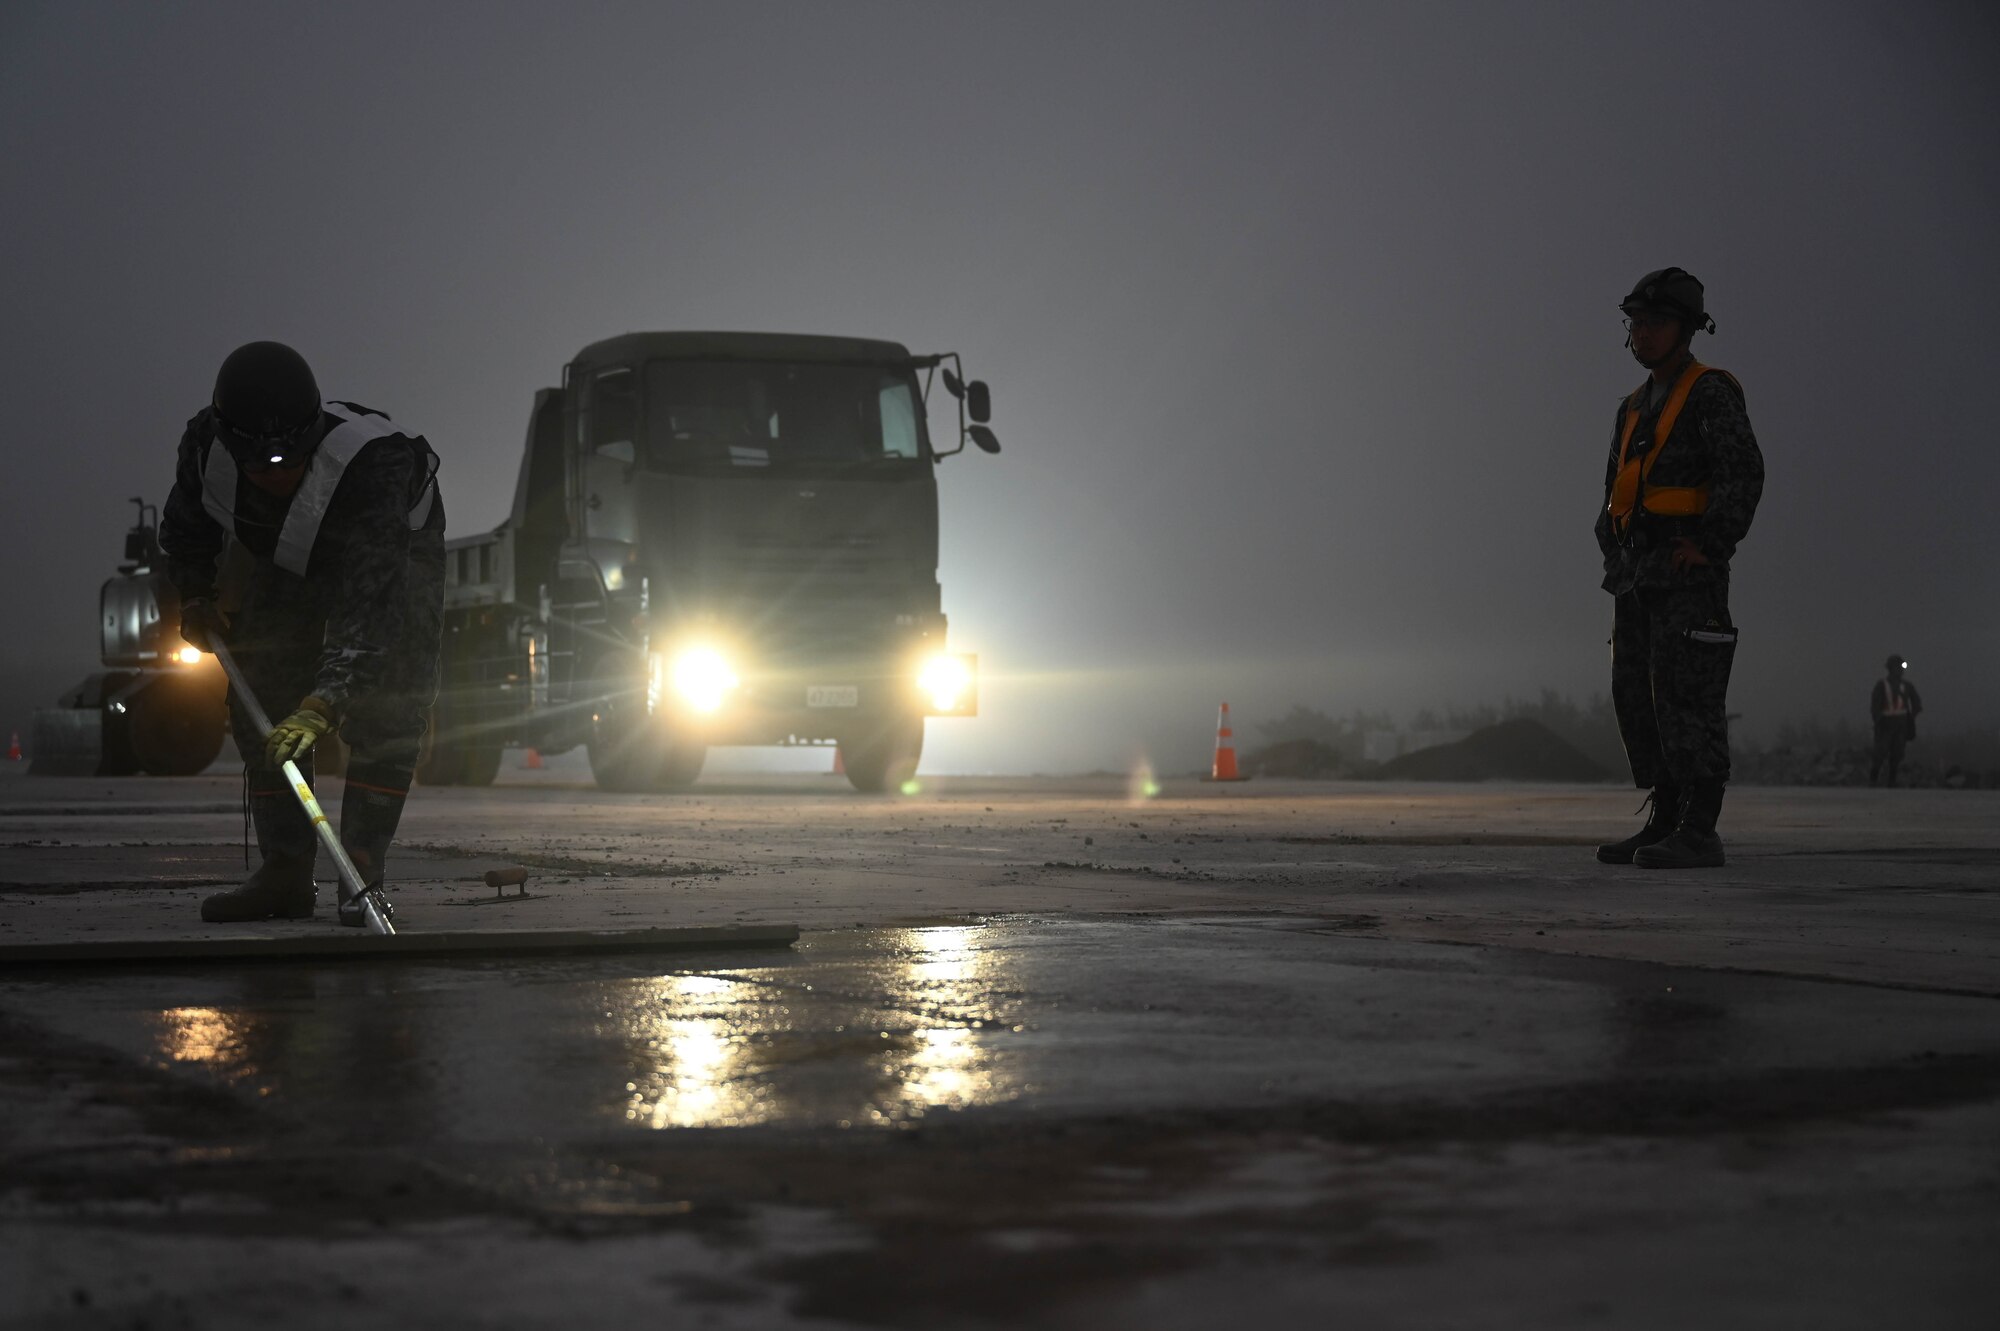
[161,401,445,888]
[1594,367,1763,791]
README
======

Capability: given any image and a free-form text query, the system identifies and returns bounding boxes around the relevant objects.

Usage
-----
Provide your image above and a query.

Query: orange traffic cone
[1205,703,1248,782]
[523,747,543,769]
[6,732,19,762]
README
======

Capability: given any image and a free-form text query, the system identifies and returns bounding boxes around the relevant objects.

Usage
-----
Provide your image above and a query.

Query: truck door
[578,365,642,554]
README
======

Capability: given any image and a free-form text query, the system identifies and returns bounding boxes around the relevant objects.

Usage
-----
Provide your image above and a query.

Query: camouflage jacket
[160,403,445,711]
[1594,364,1764,595]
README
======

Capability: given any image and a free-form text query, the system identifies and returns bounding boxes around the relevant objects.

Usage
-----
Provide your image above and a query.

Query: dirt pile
[1240,738,1346,779]
[1365,718,1613,783]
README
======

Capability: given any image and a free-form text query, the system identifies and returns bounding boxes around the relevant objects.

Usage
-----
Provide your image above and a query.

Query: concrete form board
[0,922,799,966]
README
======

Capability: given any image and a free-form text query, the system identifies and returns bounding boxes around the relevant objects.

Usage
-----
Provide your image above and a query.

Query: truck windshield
[644,360,923,471]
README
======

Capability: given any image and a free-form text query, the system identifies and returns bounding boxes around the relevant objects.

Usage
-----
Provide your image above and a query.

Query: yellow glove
[266,698,335,766]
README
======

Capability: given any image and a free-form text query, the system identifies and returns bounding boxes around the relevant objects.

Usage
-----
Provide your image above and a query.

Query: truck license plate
[807,686,858,708]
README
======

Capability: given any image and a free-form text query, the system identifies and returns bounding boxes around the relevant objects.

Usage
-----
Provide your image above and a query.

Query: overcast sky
[4,0,1995,775]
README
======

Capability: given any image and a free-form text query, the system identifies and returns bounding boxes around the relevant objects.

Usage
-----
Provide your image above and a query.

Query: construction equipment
[32,499,227,776]
[211,640,395,936]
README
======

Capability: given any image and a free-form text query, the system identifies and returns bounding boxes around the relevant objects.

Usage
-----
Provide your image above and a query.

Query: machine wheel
[588,715,706,791]
[413,703,503,786]
[458,744,503,787]
[128,668,228,777]
[841,713,924,793]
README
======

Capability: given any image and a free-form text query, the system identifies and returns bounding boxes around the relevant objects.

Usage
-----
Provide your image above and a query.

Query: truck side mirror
[966,381,992,424]
[968,425,1001,454]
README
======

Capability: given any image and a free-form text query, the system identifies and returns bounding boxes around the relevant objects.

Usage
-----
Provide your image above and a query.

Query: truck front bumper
[646,646,977,744]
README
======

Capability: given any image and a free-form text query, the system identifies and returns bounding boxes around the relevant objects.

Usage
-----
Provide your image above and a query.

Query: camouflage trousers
[1610,581,1738,791]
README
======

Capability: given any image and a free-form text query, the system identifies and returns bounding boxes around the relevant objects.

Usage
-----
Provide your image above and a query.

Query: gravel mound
[1365,718,1613,783]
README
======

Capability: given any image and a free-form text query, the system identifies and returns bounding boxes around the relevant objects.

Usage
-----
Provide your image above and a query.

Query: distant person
[160,341,445,926]
[1869,654,1923,787]
[1593,269,1764,869]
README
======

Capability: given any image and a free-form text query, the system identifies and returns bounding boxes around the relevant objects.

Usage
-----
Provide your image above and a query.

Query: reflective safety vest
[1606,361,1740,532]
[201,401,439,575]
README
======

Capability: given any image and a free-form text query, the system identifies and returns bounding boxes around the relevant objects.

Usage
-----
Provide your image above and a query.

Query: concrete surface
[2,758,1996,1328]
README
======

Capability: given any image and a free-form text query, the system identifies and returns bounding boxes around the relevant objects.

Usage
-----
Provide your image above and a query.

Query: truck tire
[458,744,503,787]
[128,669,228,777]
[413,706,502,787]
[588,717,706,792]
[842,714,924,793]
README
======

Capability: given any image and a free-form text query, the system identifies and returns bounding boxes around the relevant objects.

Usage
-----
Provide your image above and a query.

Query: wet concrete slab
[3,768,1998,1327]
[5,917,1998,1139]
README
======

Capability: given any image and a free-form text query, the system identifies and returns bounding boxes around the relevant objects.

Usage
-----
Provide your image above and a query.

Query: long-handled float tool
[212,639,395,936]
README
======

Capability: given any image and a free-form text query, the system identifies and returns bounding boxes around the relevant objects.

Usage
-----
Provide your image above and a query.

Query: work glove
[178,598,231,652]
[266,698,336,767]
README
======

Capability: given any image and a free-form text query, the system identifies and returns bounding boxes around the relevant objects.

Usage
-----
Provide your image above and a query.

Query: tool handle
[211,640,276,737]
[281,758,392,934]
[210,640,395,936]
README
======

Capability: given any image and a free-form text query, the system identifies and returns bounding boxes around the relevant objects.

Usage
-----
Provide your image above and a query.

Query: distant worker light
[670,645,738,714]
[175,646,203,665]
[917,653,974,713]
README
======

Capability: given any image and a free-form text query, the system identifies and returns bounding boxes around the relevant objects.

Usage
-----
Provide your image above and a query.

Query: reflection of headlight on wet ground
[899,1027,983,1107]
[906,924,979,985]
[156,1006,251,1074]
[670,646,738,714]
[627,973,769,1129]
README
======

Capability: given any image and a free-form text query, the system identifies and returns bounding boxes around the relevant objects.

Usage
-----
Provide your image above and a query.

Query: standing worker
[1869,654,1923,787]
[1593,269,1764,869]
[161,341,445,925]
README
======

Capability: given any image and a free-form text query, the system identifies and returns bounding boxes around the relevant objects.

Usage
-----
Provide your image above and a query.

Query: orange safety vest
[1606,360,1740,532]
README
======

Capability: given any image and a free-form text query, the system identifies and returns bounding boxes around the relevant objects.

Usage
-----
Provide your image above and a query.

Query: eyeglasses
[1621,311,1679,333]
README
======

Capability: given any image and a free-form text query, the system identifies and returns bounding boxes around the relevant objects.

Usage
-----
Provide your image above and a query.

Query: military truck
[32,500,229,776]
[421,331,998,792]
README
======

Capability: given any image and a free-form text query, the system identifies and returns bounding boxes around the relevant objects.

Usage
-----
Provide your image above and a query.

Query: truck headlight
[917,653,974,713]
[670,646,738,714]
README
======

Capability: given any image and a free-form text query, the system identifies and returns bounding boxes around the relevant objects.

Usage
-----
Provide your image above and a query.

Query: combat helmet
[212,341,322,466]
[1620,267,1717,336]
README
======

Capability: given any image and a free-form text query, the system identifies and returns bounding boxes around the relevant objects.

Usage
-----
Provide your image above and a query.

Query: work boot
[202,769,318,921]
[1595,786,1680,864]
[200,851,316,921]
[336,758,412,927]
[1634,781,1726,869]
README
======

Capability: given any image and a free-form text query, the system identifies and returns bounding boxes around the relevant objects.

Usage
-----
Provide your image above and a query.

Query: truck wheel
[842,714,924,793]
[588,718,706,791]
[414,716,459,786]
[129,669,228,777]
[458,745,503,787]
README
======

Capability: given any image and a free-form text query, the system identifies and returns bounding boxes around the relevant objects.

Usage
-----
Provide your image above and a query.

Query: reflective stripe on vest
[201,403,436,575]
[273,403,436,574]
[1606,361,1735,529]
[200,434,242,531]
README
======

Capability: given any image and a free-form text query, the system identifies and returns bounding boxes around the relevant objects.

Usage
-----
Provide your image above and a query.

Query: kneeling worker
[1594,269,1764,868]
[161,341,446,924]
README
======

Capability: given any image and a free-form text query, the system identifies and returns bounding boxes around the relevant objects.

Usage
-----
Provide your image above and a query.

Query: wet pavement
[3,766,1998,1327]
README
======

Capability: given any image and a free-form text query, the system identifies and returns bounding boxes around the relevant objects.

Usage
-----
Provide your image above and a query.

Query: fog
[4,1,1995,775]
